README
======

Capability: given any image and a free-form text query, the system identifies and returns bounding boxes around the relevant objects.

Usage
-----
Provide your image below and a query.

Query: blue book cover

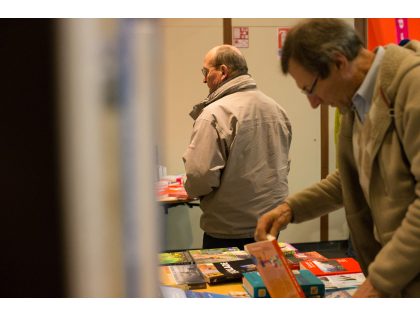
[293,269,325,298]
[242,271,270,298]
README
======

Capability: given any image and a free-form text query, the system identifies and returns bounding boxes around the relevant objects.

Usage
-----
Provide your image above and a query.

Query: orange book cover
[245,239,305,298]
[300,258,362,276]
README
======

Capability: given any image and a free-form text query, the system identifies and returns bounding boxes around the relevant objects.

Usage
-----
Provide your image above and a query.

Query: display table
[159,197,200,214]
[194,281,246,296]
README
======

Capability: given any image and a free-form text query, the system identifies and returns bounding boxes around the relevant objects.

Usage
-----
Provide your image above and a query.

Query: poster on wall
[277,27,289,58]
[232,27,249,48]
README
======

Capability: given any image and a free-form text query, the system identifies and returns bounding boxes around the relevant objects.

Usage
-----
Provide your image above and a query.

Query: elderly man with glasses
[183,44,292,250]
[255,18,420,298]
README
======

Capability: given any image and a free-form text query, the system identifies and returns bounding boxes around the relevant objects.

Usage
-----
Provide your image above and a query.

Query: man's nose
[307,94,321,109]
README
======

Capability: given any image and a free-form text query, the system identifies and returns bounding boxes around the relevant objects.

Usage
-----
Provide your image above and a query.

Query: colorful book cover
[325,289,354,298]
[159,251,193,265]
[278,242,298,256]
[167,184,189,199]
[300,258,362,276]
[245,239,305,298]
[188,247,251,264]
[318,272,366,291]
[293,269,325,298]
[286,251,328,270]
[160,286,229,298]
[242,271,270,298]
[197,258,256,284]
[159,264,207,290]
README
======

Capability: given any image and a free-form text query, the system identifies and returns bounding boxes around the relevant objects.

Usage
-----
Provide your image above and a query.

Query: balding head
[202,44,249,93]
[212,45,248,76]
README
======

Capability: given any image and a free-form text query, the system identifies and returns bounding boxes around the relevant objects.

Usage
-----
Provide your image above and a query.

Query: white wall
[160,18,352,250]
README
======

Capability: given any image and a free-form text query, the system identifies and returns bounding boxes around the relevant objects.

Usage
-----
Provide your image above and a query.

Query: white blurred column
[57,19,122,297]
[118,19,162,297]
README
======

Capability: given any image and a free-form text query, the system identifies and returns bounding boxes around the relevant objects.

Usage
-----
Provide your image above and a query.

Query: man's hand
[254,203,293,241]
[352,278,386,298]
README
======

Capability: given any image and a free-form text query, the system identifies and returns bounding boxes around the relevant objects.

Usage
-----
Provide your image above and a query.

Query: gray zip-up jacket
[183,75,292,239]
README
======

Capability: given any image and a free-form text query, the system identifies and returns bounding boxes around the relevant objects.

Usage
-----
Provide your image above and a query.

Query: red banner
[367,18,420,50]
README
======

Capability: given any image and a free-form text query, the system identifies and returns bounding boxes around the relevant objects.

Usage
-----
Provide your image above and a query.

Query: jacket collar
[189,74,256,120]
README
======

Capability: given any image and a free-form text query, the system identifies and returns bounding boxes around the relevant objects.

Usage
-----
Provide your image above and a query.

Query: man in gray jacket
[255,19,420,297]
[183,45,292,250]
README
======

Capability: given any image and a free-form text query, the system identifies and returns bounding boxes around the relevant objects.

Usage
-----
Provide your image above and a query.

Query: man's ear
[333,53,349,71]
[220,64,229,79]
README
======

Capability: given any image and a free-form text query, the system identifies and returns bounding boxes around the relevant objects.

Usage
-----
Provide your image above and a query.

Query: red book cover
[286,251,328,270]
[300,258,362,276]
[245,239,305,298]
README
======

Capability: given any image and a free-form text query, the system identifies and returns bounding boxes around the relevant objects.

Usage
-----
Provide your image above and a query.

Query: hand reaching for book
[352,278,387,298]
[254,203,293,241]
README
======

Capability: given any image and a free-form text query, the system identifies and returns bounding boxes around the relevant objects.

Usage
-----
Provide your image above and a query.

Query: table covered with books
[159,240,364,298]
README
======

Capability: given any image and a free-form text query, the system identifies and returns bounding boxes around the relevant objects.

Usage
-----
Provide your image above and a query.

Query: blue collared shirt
[352,47,385,123]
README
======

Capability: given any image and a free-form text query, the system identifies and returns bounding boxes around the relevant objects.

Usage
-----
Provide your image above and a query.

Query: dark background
[0,19,65,297]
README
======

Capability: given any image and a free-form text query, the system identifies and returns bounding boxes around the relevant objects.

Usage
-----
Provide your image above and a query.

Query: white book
[318,272,366,291]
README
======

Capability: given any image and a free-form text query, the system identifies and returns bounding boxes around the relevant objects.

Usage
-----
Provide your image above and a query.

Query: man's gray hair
[281,19,364,78]
[213,45,248,77]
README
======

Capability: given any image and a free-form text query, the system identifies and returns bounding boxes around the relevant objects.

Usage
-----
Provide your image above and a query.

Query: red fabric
[367,18,420,50]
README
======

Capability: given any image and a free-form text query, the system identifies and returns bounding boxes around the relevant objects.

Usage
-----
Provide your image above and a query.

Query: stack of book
[189,247,256,285]
[244,240,305,298]
[159,242,365,298]
[159,247,256,290]
[156,175,189,201]
[243,240,365,298]
[159,264,207,290]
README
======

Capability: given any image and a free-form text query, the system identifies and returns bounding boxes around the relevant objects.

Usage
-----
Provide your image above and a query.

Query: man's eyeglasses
[301,76,319,96]
[201,65,220,77]
[201,67,210,77]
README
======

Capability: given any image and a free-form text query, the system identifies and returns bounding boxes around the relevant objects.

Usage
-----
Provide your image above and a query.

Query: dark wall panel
[0,19,65,297]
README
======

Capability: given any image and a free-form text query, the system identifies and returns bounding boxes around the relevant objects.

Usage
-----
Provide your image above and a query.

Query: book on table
[196,258,256,284]
[285,251,327,270]
[278,242,298,256]
[159,264,207,290]
[300,257,362,276]
[167,184,189,199]
[188,247,251,264]
[242,271,270,298]
[325,289,355,298]
[317,272,366,292]
[244,239,305,298]
[160,285,230,298]
[243,269,325,298]
[159,250,193,266]
[292,269,325,298]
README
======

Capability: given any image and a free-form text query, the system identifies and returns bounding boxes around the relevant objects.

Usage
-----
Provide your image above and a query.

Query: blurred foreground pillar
[118,19,162,297]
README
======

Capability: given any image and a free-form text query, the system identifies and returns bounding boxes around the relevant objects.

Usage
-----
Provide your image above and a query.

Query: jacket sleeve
[182,116,226,198]
[286,170,344,223]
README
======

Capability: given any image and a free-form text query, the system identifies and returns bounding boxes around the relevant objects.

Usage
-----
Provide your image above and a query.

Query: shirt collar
[352,47,385,122]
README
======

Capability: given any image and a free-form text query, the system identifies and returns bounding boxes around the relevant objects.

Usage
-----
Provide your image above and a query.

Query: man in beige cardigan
[255,19,420,297]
